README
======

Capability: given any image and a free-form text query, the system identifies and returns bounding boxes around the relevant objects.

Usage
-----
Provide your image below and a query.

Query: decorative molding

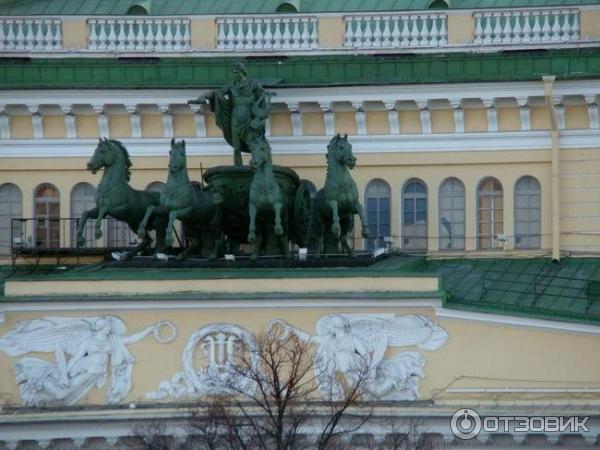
[147,323,257,400]
[0,317,176,406]
[274,313,448,401]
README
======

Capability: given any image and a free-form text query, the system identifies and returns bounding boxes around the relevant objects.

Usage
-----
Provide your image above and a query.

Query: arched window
[277,1,299,13]
[70,183,97,247]
[402,179,428,250]
[34,183,60,249]
[146,181,166,193]
[428,0,449,8]
[127,3,149,15]
[439,178,465,250]
[515,176,541,249]
[477,178,503,249]
[365,179,391,250]
[0,183,22,255]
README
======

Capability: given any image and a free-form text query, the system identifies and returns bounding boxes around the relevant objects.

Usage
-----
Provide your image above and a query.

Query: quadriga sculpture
[76,138,168,260]
[138,139,223,260]
[247,136,290,260]
[312,134,369,256]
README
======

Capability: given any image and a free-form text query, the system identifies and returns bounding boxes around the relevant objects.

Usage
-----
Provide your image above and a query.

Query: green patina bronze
[312,134,369,257]
[137,138,223,260]
[76,138,169,260]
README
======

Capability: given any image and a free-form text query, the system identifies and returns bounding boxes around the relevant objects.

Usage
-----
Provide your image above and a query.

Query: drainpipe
[543,75,560,262]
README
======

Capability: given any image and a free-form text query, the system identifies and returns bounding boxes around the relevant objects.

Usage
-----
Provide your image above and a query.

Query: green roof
[1,49,600,89]
[0,0,598,15]
[396,257,600,325]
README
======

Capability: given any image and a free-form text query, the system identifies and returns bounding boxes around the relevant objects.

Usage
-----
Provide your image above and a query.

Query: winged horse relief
[0,316,176,406]
[270,314,448,401]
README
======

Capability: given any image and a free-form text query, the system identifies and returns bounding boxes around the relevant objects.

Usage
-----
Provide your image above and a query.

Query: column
[0,105,10,139]
[125,104,141,138]
[517,97,531,131]
[384,101,400,135]
[319,102,335,136]
[449,99,464,133]
[158,104,174,138]
[352,102,367,135]
[288,103,303,136]
[586,95,599,129]
[189,104,207,138]
[554,99,565,130]
[265,117,272,137]
[416,100,431,134]
[28,105,43,139]
[60,104,77,138]
[93,105,109,137]
[483,99,498,132]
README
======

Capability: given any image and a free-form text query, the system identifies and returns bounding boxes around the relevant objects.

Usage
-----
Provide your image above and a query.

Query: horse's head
[327,134,356,169]
[249,138,270,170]
[87,138,119,174]
[169,138,187,173]
[87,138,132,180]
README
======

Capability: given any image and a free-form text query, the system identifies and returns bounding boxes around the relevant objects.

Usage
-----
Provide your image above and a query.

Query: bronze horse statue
[312,134,369,256]
[138,139,223,260]
[76,138,168,260]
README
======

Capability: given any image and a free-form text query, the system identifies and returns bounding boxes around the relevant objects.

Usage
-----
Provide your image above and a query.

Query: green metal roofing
[1,49,600,89]
[397,257,600,325]
[0,0,599,15]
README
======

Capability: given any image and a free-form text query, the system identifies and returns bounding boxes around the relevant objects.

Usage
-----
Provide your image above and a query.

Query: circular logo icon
[451,408,482,440]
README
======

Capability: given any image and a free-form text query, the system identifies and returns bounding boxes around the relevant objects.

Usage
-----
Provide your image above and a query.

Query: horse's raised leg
[248,203,257,243]
[329,200,341,238]
[76,207,98,247]
[165,209,183,247]
[94,207,108,240]
[274,201,283,236]
[354,202,369,238]
[137,205,155,239]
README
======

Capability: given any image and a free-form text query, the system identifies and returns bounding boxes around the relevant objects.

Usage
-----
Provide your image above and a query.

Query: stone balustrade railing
[88,17,191,51]
[344,13,447,48]
[216,16,318,50]
[474,9,580,45]
[0,18,62,50]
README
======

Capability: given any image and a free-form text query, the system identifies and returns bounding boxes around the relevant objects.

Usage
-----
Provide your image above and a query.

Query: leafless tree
[132,323,373,450]
[380,418,435,450]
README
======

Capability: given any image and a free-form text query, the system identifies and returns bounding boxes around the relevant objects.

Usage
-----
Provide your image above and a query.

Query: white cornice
[0,130,599,158]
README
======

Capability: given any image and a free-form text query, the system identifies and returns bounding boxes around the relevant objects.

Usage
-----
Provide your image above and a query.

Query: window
[70,183,97,247]
[515,176,541,249]
[439,178,465,250]
[277,1,299,13]
[402,179,428,251]
[0,183,22,255]
[34,183,60,249]
[477,178,503,249]
[365,180,391,250]
[428,0,449,8]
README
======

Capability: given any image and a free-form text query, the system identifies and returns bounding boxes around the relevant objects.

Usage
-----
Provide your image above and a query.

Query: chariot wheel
[292,180,313,248]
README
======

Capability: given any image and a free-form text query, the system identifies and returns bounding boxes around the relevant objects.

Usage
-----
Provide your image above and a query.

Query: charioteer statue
[188,62,272,167]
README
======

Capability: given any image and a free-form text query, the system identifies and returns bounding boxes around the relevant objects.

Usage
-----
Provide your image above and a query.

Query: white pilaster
[586,95,599,129]
[384,101,400,135]
[483,99,498,132]
[60,104,77,139]
[288,103,303,137]
[416,100,431,134]
[158,104,174,138]
[189,104,207,138]
[93,105,110,137]
[265,117,271,137]
[554,102,565,130]
[517,97,531,131]
[319,102,335,136]
[449,99,464,133]
[0,105,10,139]
[125,104,142,138]
[352,101,367,135]
[27,105,44,139]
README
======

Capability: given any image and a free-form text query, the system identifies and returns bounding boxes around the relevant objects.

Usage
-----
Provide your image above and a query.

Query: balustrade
[0,18,62,50]
[88,17,190,51]
[344,13,447,48]
[216,16,318,50]
[474,9,579,45]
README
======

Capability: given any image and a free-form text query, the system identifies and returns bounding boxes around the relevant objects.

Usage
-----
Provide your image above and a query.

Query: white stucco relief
[0,316,176,406]
[274,313,448,401]
[146,323,258,400]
